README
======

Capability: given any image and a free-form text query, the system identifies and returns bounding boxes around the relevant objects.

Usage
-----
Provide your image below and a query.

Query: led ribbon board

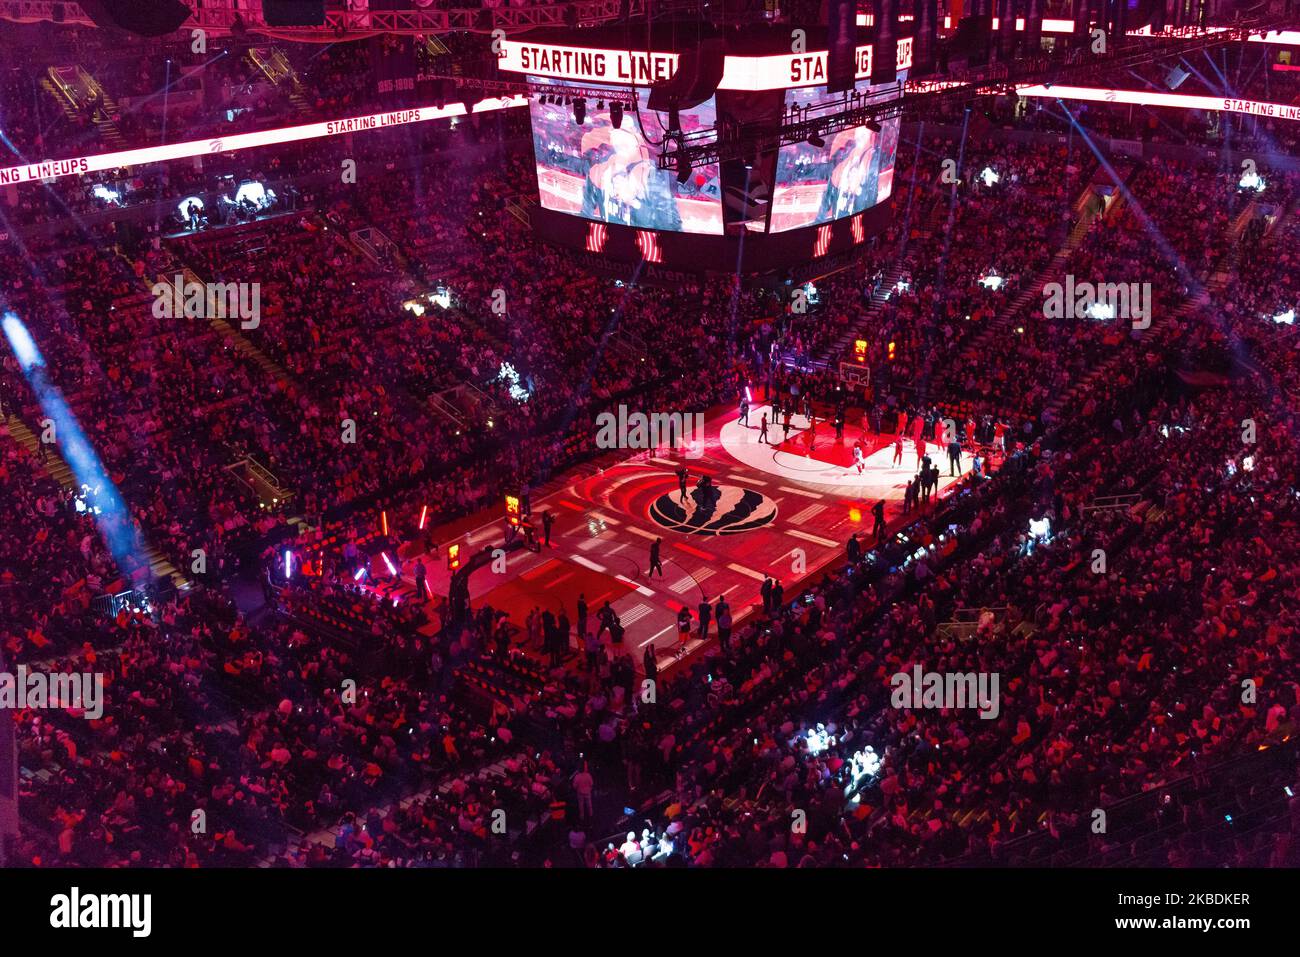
[0,96,527,189]
[499,38,914,90]
[1015,84,1300,121]
[9,80,1300,193]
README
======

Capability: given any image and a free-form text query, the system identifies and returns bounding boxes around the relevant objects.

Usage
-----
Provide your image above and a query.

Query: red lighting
[635,230,663,263]
[813,224,832,258]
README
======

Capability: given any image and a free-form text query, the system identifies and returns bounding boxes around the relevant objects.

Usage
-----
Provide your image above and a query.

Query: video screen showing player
[769,80,901,233]
[528,77,723,235]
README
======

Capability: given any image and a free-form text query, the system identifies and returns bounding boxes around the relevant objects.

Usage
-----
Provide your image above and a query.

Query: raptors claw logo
[650,483,778,536]
[208,139,224,153]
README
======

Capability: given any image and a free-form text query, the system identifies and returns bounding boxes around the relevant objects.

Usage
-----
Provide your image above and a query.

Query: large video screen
[769,80,902,233]
[528,76,723,235]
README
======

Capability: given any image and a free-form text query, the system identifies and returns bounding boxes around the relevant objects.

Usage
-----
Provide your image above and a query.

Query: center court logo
[50,887,151,937]
[649,483,777,535]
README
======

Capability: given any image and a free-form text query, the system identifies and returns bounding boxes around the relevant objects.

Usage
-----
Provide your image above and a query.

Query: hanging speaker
[76,0,190,36]
[646,37,725,112]
[871,0,898,85]
[262,0,327,26]
[827,0,858,93]
[953,14,993,66]
[912,0,937,76]
[1025,0,1044,51]
[996,0,1016,61]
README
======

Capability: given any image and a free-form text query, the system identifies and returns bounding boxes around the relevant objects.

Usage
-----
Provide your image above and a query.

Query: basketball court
[391,402,975,674]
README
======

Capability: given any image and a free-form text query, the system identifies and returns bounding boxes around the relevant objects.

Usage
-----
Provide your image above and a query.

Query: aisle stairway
[3,414,187,589]
[927,184,1111,402]
[40,66,126,149]
[1042,189,1259,423]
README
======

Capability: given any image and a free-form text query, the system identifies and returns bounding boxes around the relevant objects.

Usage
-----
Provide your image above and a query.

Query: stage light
[92,184,123,205]
[676,151,691,185]
[980,166,1000,187]
[235,180,268,207]
[284,550,293,580]
[1165,64,1190,90]
[176,195,204,218]
[1240,169,1266,192]
[3,312,45,370]
[1028,517,1051,538]
[978,272,1004,290]
[573,98,586,124]
[381,552,398,576]
[865,118,882,133]
[1085,301,1116,320]
[1272,308,1295,324]
[419,505,429,529]
[804,724,832,755]
[807,131,825,147]
[354,566,367,581]
[381,510,389,536]
[610,100,624,129]
[497,362,531,402]
[850,746,881,786]
[596,100,605,110]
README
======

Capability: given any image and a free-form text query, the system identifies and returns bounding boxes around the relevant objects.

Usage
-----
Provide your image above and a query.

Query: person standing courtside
[648,537,664,578]
[715,595,731,653]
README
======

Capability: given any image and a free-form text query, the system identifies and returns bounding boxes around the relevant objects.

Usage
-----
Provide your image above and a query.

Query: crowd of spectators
[4,27,1299,869]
